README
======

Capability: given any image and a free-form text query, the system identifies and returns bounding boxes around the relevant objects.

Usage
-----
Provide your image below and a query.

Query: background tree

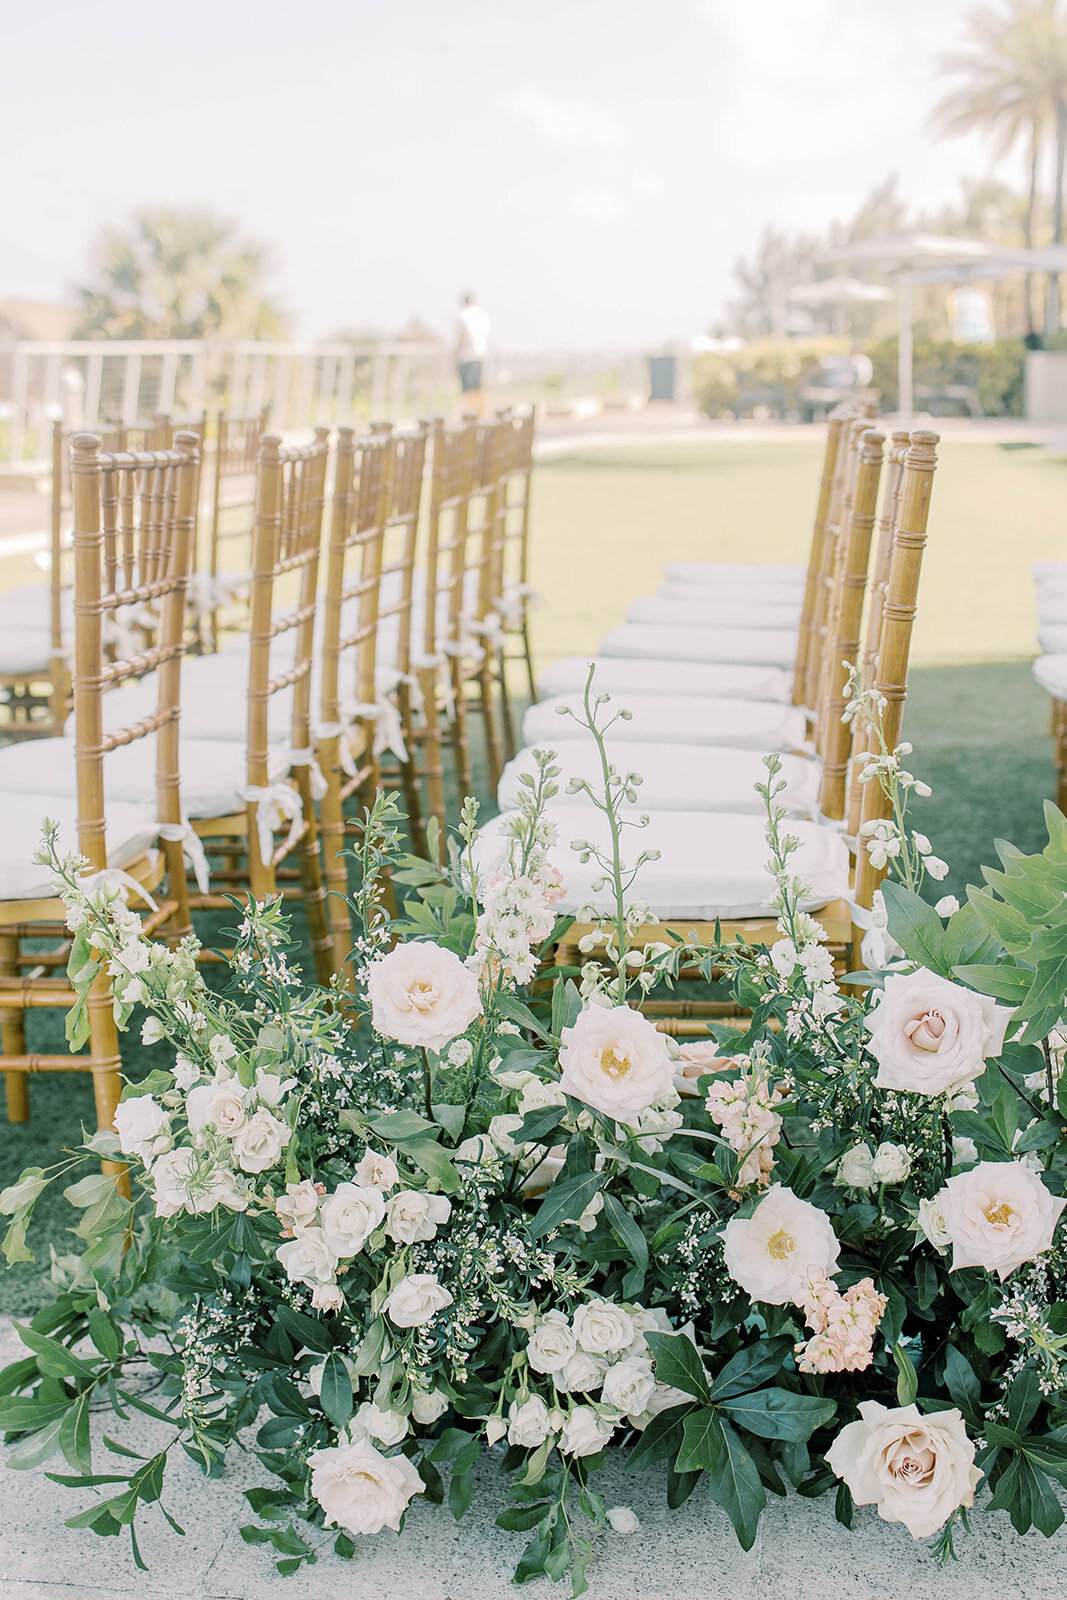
[74,207,286,340]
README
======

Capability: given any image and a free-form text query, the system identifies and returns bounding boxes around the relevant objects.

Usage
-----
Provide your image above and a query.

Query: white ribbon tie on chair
[289,748,329,801]
[240,781,305,868]
[156,821,211,894]
[76,867,160,913]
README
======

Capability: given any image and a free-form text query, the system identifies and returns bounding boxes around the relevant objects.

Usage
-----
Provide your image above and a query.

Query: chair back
[493,407,536,627]
[206,403,273,650]
[68,430,200,928]
[424,418,479,665]
[809,415,876,746]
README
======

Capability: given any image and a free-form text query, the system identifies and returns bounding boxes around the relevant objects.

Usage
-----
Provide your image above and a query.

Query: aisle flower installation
[0,675,1065,1594]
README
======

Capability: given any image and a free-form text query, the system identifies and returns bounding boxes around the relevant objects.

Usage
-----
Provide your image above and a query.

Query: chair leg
[293,768,335,988]
[497,647,517,762]
[451,663,473,801]
[0,931,29,1123]
[479,659,504,795]
[522,618,537,704]
[418,666,447,841]
[318,739,352,979]
[396,681,427,857]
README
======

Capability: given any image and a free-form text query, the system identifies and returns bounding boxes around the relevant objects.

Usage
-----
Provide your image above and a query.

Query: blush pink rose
[865,969,1012,1096]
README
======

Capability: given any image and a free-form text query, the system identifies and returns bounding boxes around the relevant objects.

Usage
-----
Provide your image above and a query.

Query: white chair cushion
[523,694,807,751]
[0,795,158,902]
[657,579,803,611]
[626,595,800,631]
[664,561,807,589]
[0,586,72,638]
[0,629,53,675]
[1037,593,1067,624]
[498,741,819,816]
[1037,624,1067,655]
[1033,654,1067,698]
[476,805,849,919]
[600,623,798,669]
[1033,562,1067,588]
[536,656,792,703]
[101,671,294,746]
[0,736,288,818]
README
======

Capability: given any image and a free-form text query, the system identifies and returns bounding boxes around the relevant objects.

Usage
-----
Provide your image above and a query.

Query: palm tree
[931,0,1067,336]
[75,207,286,340]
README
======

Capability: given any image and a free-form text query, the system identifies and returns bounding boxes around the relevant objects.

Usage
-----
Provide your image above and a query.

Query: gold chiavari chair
[462,417,507,790]
[490,407,537,757]
[0,431,200,1136]
[203,403,272,652]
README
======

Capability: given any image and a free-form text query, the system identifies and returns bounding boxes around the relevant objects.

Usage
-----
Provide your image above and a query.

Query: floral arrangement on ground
[0,677,1065,1596]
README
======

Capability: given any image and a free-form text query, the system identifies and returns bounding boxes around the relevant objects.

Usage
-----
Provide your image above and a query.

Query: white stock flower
[507,1396,553,1448]
[835,1144,877,1190]
[385,1273,453,1328]
[366,941,482,1053]
[113,1096,171,1164]
[277,1227,338,1288]
[871,1143,912,1184]
[173,1055,200,1093]
[354,1150,399,1192]
[186,1079,247,1140]
[384,1190,452,1245]
[573,1300,635,1356]
[140,1017,164,1047]
[352,1401,409,1448]
[826,1402,981,1539]
[320,1183,387,1258]
[558,1004,674,1122]
[559,1404,615,1457]
[769,938,798,978]
[721,1185,840,1306]
[600,1356,656,1420]
[936,1162,1066,1279]
[866,969,1012,1097]
[309,1438,423,1537]
[526,1310,577,1374]
[232,1108,289,1174]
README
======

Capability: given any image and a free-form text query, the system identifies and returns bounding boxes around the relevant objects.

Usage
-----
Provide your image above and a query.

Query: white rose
[559,1404,615,1458]
[485,1416,508,1445]
[635,1378,693,1426]
[486,1114,524,1157]
[309,1437,423,1537]
[601,1356,656,1421]
[320,1183,387,1258]
[606,1505,640,1534]
[186,1079,247,1139]
[507,1396,553,1448]
[311,1283,344,1312]
[573,1300,635,1356]
[353,1401,409,1448]
[113,1095,171,1164]
[275,1179,321,1233]
[554,1349,608,1393]
[872,1143,912,1184]
[916,1197,951,1250]
[354,1150,399,1192]
[936,1162,1066,1279]
[411,1389,449,1425]
[721,1184,840,1306]
[277,1227,338,1287]
[526,1311,577,1374]
[835,1144,876,1189]
[518,1079,567,1115]
[385,1273,453,1328]
[952,1136,978,1168]
[366,941,482,1053]
[254,1070,294,1107]
[826,1402,982,1539]
[866,970,1012,1097]
[558,1003,674,1123]
[232,1108,289,1174]
[385,1190,452,1245]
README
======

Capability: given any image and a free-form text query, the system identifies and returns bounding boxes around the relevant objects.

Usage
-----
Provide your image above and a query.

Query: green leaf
[528,1169,606,1239]
[14,1322,98,1381]
[952,964,1033,1003]
[318,1353,353,1428]
[449,1468,474,1520]
[63,1174,119,1209]
[496,1501,552,1533]
[675,1408,724,1473]
[625,1404,690,1470]
[943,1346,980,1419]
[600,1193,649,1285]
[718,1388,836,1443]
[706,1420,766,1551]
[2,1215,33,1266]
[432,1102,466,1142]
[892,1344,918,1407]
[6,1413,66,1469]
[880,882,947,973]
[1005,1365,1041,1435]
[401,1139,461,1193]
[275,1304,332,1355]
[0,1168,49,1214]
[87,1308,121,1364]
[514,1107,566,1146]
[365,1109,437,1143]
[708,1338,794,1402]
[644,1332,711,1404]
[58,1392,92,1474]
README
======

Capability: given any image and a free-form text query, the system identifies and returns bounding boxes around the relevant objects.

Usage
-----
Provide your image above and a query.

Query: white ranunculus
[866,970,1012,1097]
[558,1004,674,1122]
[936,1161,1066,1279]
[353,1401,409,1448]
[871,1143,912,1184]
[354,1150,399,1192]
[835,1144,877,1189]
[411,1389,449,1425]
[277,1227,338,1287]
[606,1505,640,1534]
[113,1095,171,1164]
[526,1310,577,1374]
[573,1300,635,1356]
[826,1402,981,1539]
[385,1190,452,1245]
[366,941,482,1053]
[309,1437,423,1537]
[559,1404,615,1458]
[232,1108,289,1174]
[319,1183,387,1258]
[721,1184,840,1306]
[186,1079,247,1139]
[507,1395,553,1448]
[916,1197,951,1251]
[601,1356,656,1421]
[275,1179,321,1233]
[554,1349,608,1393]
[385,1273,453,1328]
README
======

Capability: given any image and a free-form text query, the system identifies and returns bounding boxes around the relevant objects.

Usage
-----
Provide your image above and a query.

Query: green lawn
[0,436,1062,1312]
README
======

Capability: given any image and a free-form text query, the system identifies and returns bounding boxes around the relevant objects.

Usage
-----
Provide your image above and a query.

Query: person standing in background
[456,291,491,417]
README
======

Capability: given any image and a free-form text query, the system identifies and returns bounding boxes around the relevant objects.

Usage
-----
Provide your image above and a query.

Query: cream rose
[366,941,482,1053]
[866,970,1012,1097]
[309,1437,423,1537]
[826,1402,981,1538]
[319,1183,387,1258]
[385,1272,453,1328]
[554,1349,608,1393]
[871,1142,912,1184]
[354,1150,399,1192]
[673,1041,737,1097]
[311,1283,344,1312]
[384,1190,452,1245]
[526,1310,576,1374]
[835,1144,876,1190]
[411,1389,449,1425]
[573,1300,635,1356]
[558,1004,674,1121]
[559,1404,615,1457]
[275,1179,321,1233]
[232,1108,289,1173]
[507,1396,553,1448]
[601,1356,656,1420]
[721,1184,840,1306]
[352,1401,409,1448]
[113,1095,172,1164]
[186,1079,247,1140]
[276,1227,338,1288]
[936,1161,1066,1279]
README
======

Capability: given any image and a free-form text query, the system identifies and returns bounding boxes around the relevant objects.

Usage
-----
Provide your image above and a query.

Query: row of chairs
[0,409,536,1130]
[476,403,942,1030]
[1031,565,1067,804]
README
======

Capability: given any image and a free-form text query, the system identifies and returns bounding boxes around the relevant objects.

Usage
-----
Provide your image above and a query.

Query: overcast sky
[1,0,1016,350]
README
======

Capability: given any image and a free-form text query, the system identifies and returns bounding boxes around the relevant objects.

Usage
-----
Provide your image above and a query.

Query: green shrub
[865,336,1026,416]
